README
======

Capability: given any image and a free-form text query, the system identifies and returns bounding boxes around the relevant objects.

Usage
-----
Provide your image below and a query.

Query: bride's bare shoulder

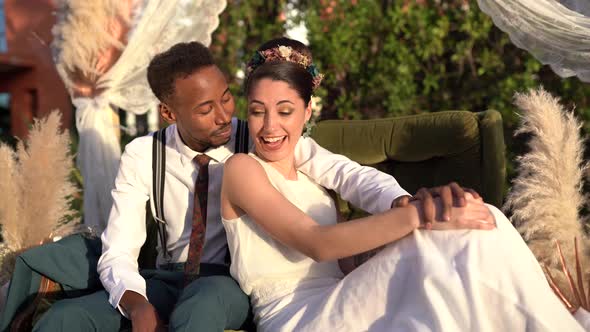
[225,153,258,169]
[224,153,266,181]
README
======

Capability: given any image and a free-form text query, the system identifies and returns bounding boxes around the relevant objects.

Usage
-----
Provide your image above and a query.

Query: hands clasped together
[393,182,496,231]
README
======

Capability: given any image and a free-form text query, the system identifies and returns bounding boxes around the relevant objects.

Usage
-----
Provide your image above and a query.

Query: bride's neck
[255,152,298,180]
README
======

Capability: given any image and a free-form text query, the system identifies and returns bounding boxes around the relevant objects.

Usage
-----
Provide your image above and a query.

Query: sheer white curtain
[560,0,590,16]
[53,0,227,231]
[477,0,590,82]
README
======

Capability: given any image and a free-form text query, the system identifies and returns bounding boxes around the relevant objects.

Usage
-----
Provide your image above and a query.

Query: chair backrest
[310,110,506,217]
[139,111,506,266]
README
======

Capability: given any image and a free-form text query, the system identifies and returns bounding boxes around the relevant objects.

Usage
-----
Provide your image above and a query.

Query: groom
[29,40,482,331]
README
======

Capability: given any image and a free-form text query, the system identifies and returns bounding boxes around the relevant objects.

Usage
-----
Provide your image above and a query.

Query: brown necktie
[184,154,211,284]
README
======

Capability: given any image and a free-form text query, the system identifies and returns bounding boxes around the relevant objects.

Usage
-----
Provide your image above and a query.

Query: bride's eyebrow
[249,100,265,106]
[277,100,294,106]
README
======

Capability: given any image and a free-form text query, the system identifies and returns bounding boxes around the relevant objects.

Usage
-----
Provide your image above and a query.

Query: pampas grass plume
[53,0,126,80]
[0,111,79,284]
[0,145,23,251]
[17,111,77,247]
[504,88,589,302]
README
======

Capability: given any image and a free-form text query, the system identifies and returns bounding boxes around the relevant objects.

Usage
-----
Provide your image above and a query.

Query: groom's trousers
[0,234,250,332]
[33,267,249,331]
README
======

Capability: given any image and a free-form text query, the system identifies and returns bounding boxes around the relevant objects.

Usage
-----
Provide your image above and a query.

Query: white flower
[311,96,323,118]
[278,45,292,58]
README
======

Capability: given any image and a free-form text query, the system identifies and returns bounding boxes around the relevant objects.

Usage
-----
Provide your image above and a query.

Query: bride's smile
[247,78,312,174]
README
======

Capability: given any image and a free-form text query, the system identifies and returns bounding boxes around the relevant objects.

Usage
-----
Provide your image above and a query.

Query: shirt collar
[173,118,237,166]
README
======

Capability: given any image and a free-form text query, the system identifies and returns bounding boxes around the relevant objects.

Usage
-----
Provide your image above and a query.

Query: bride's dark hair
[245,38,315,105]
[246,62,313,105]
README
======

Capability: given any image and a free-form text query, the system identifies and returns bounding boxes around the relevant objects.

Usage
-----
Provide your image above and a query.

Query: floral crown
[246,45,324,90]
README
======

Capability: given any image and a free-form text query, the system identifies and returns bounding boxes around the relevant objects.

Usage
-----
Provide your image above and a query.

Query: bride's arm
[221,154,421,261]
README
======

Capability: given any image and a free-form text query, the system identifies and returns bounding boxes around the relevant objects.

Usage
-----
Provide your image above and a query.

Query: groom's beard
[208,123,232,148]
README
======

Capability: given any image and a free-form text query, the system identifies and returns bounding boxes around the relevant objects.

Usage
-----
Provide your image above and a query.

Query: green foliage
[301,1,589,123]
[212,1,590,124]
[211,0,287,119]
[211,0,590,188]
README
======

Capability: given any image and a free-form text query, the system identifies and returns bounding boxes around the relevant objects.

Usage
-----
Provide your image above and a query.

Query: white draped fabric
[560,0,590,16]
[477,0,590,82]
[54,0,227,231]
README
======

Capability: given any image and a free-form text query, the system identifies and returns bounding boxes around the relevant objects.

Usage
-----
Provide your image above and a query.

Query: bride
[219,42,583,331]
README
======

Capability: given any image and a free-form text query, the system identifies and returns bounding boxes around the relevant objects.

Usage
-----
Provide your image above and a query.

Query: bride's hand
[394,183,484,230]
[414,194,496,231]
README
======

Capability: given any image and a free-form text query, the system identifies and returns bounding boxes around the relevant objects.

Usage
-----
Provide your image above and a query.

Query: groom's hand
[129,301,166,332]
[392,182,482,229]
[121,290,166,332]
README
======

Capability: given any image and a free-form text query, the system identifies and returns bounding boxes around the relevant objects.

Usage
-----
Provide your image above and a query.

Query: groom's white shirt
[98,117,409,314]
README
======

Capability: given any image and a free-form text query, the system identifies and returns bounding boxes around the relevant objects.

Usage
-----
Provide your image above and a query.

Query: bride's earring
[303,121,313,137]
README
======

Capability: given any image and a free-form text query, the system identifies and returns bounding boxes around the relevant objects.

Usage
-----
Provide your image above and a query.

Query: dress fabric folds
[222,155,582,332]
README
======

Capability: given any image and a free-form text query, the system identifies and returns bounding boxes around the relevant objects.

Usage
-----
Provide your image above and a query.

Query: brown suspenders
[152,120,249,262]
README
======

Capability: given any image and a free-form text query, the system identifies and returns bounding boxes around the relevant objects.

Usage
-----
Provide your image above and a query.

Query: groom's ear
[159,103,177,124]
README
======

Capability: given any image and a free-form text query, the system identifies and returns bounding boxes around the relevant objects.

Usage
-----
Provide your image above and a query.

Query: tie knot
[194,154,211,167]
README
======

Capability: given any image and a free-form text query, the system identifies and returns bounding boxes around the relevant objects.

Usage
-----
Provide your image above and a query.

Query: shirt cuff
[109,281,148,319]
[375,188,411,214]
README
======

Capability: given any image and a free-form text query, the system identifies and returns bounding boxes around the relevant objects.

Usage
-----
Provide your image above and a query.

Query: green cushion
[310,110,506,211]
[139,111,506,265]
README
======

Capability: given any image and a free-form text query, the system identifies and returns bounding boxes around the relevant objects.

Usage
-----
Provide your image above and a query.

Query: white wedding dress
[222,155,583,331]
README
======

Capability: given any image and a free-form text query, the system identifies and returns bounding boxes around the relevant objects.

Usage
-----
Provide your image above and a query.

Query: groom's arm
[97,136,153,319]
[294,136,410,215]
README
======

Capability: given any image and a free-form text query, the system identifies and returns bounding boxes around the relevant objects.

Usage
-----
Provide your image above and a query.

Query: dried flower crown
[246,45,324,90]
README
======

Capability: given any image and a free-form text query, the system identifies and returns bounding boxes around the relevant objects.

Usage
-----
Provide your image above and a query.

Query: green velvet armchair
[7,110,506,331]
[142,110,506,271]
[310,110,506,211]
[142,110,508,268]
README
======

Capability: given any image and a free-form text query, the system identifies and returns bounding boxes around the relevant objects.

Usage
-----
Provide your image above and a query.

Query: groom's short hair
[147,41,215,103]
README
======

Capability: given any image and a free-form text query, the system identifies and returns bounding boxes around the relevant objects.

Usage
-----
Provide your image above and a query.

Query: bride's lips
[259,135,286,151]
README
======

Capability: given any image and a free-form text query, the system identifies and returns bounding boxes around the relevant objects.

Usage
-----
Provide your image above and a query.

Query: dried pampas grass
[0,111,79,284]
[52,0,127,81]
[504,88,590,308]
[0,145,22,251]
